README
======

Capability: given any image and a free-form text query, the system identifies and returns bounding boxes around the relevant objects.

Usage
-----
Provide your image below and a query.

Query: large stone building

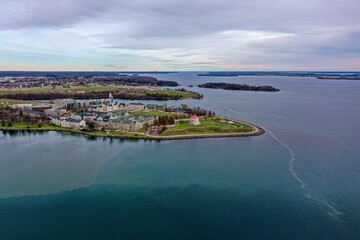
[71,112,94,122]
[23,109,45,118]
[108,117,155,131]
[44,107,67,116]
[51,116,86,129]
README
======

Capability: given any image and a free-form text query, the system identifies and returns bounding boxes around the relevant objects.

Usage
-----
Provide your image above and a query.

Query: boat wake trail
[224,105,342,219]
[269,131,306,191]
[268,130,342,219]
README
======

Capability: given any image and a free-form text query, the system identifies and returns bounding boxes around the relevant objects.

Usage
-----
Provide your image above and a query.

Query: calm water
[1,73,360,239]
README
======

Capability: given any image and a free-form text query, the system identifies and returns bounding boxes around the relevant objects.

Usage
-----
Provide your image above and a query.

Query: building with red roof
[189,115,201,125]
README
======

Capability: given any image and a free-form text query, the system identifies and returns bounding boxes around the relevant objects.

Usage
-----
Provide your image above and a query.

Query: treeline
[183,106,216,117]
[198,82,280,92]
[0,71,121,78]
[198,72,241,77]
[0,71,175,78]
[1,90,202,101]
[0,107,47,127]
[197,71,360,78]
[96,75,179,86]
[0,73,180,87]
[2,92,71,100]
[316,76,360,80]
[164,104,215,117]
[154,116,176,126]
[173,88,204,99]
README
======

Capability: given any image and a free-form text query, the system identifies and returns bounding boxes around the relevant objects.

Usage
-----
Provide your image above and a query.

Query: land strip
[0,85,202,100]
[0,118,264,140]
[0,99,263,140]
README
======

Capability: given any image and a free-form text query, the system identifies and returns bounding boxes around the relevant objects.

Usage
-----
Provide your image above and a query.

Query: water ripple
[268,130,342,220]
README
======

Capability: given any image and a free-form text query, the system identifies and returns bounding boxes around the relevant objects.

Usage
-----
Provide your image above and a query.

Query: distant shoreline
[197,71,360,80]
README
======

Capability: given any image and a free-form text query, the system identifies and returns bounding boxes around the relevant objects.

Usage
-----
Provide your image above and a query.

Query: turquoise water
[1,73,360,239]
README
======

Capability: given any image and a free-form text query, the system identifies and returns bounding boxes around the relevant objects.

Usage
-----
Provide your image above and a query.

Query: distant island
[197,71,360,80]
[198,82,280,92]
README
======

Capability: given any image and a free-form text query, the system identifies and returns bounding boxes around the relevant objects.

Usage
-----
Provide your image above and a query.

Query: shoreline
[0,118,265,141]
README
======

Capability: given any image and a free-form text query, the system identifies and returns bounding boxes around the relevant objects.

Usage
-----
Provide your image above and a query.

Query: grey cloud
[246,28,360,58]
[2,0,360,33]
[0,0,110,29]
[173,53,196,57]
[192,61,221,65]
[104,64,117,68]
[112,0,360,37]
[1,0,360,70]
[88,0,360,58]
[104,64,120,68]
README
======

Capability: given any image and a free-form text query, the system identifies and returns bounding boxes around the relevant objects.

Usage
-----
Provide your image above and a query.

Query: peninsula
[0,72,264,139]
[0,99,264,140]
[198,82,280,92]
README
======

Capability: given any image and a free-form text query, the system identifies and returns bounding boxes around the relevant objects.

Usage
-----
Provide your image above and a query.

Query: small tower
[189,115,201,125]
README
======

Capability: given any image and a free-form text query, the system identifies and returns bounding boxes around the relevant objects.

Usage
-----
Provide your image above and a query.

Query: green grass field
[0,99,41,106]
[161,117,254,136]
[149,89,198,98]
[0,122,68,130]
[79,130,149,139]
[0,85,121,95]
[123,88,199,99]
[0,117,256,139]
[0,122,149,139]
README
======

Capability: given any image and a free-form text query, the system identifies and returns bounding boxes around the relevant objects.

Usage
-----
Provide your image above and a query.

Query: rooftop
[23,109,44,115]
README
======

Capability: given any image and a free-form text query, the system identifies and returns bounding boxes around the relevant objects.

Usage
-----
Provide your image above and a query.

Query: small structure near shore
[189,115,201,125]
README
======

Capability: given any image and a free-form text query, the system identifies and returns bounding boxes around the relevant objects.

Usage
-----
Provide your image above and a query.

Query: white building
[189,115,201,125]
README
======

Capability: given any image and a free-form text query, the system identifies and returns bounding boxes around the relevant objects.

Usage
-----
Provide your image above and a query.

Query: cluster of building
[13,98,204,132]
[0,74,171,89]
[54,100,158,131]
[0,76,57,88]
[16,99,158,131]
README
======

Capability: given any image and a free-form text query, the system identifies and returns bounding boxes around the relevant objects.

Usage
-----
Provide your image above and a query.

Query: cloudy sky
[0,0,359,71]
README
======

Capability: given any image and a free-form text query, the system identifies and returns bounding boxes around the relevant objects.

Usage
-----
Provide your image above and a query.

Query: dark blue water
[1,73,360,239]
